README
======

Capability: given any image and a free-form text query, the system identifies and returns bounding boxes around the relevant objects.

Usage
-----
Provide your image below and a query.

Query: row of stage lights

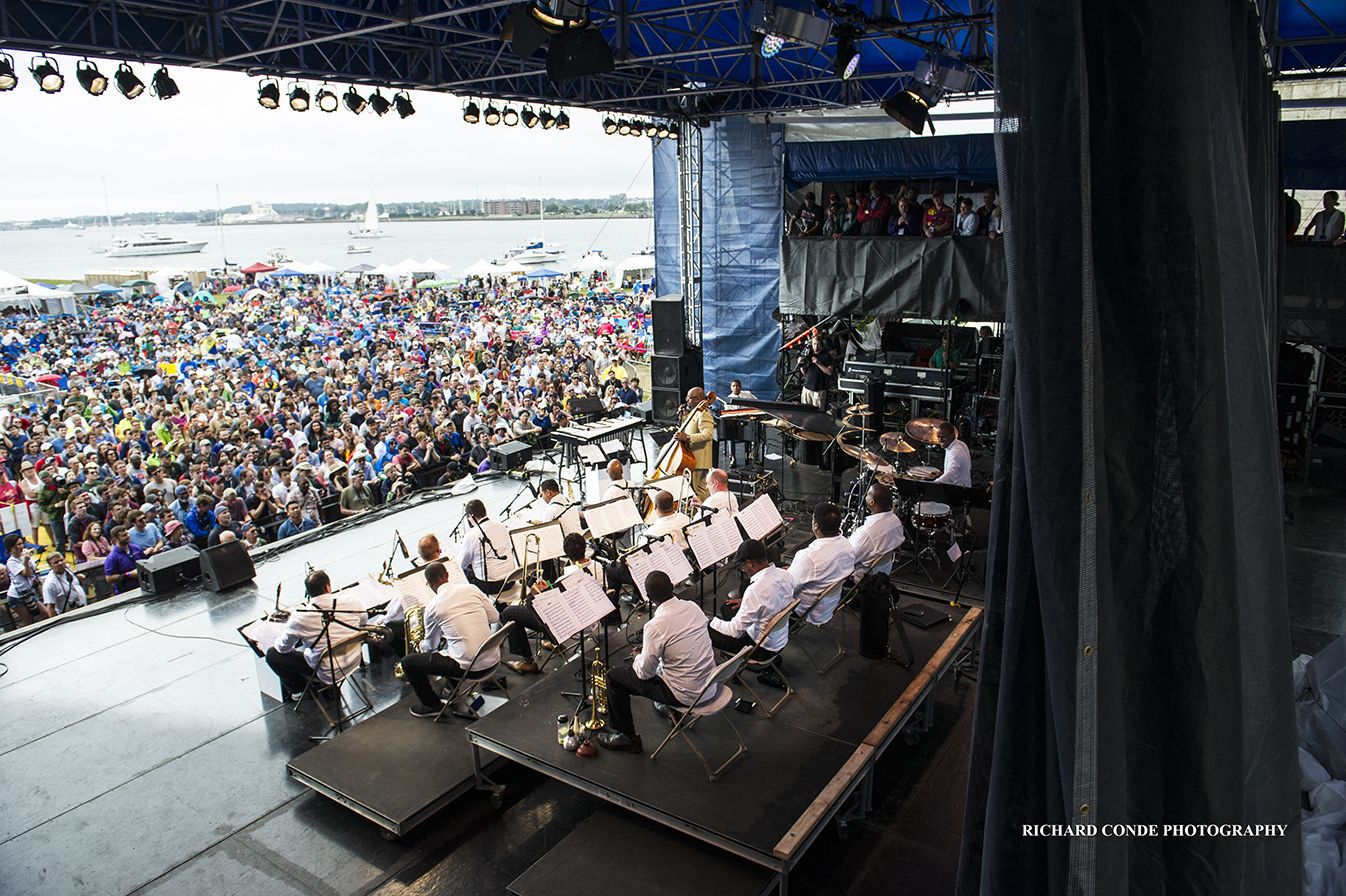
[0,52,177,99]
[602,117,680,140]
[461,100,569,129]
[256,79,415,118]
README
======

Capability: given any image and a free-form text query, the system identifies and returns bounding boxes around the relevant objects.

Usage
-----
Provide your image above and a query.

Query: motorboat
[347,244,373,255]
[104,232,208,258]
[349,200,389,238]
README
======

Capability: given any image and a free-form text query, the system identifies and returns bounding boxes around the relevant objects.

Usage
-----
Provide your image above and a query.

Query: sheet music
[583,494,643,538]
[532,569,613,643]
[559,504,585,537]
[624,538,695,601]
[578,444,607,465]
[239,618,286,656]
[508,520,566,564]
[643,473,694,502]
[509,497,551,526]
[600,439,623,457]
[339,576,399,611]
[685,510,744,570]
[392,574,437,610]
[737,493,784,541]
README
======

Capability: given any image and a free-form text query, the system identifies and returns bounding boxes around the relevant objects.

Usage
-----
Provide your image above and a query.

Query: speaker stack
[199,540,257,592]
[136,544,202,594]
[651,295,703,424]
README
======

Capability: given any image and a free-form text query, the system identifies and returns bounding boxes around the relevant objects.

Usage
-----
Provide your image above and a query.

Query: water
[0,216,657,281]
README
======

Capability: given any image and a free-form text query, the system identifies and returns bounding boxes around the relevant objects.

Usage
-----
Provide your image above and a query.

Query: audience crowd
[788,181,1000,240]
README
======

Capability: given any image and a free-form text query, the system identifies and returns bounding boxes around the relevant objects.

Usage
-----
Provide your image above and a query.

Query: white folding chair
[650,646,753,781]
[732,598,801,718]
[295,633,376,729]
[435,621,515,722]
[792,579,848,674]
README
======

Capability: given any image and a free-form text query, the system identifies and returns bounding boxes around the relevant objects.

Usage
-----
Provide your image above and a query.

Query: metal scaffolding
[678,123,703,349]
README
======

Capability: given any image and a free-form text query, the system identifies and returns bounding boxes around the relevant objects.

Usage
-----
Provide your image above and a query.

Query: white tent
[388,258,424,276]
[296,260,339,276]
[0,269,35,293]
[419,257,453,276]
[370,263,398,276]
[570,251,611,275]
[615,252,656,278]
[463,258,500,276]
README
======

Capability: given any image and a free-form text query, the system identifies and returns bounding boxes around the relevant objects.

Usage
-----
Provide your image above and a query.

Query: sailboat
[348,200,389,238]
[495,199,565,266]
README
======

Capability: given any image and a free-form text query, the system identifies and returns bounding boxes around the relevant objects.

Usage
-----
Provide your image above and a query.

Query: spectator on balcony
[1304,191,1344,242]
[857,181,892,235]
[887,197,920,236]
[822,193,844,237]
[789,192,823,237]
[956,198,979,236]
[987,203,1002,239]
[978,189,999,235]
[923,189,954,238]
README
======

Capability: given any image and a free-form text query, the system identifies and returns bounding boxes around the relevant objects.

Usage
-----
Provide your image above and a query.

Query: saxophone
[586,658,608,730]
[393,605,426,679]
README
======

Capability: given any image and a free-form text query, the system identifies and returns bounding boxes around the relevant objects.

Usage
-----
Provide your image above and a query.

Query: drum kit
[836,407,958,537]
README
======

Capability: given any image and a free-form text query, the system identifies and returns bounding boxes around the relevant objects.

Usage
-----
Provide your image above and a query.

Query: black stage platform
[468,597,982,891]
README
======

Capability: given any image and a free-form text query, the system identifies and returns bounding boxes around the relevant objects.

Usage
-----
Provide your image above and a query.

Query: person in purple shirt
[103,525,146,594]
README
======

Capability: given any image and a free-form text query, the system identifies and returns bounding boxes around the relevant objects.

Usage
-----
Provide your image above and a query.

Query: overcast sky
[0,50,655,222]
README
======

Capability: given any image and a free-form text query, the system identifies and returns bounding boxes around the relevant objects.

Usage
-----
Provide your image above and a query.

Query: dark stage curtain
[957,1,1300,894]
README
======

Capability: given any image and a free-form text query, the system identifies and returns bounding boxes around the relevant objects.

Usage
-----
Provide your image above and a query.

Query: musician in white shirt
[404,563,500,718]
[459,499,519,595]
[709,539,793,657]
[788,503,856,626]
[266,570,369,703]
[368,533,443,660]
[700,468,739,516]
[933,422,972,488]
[848,483,905,580]
[719,380,757,467]
[644,490,692,550]
[601,458,633,502]
[537,478,570,522]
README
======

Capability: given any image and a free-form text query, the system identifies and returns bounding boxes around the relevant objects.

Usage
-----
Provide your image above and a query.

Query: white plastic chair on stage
[650,645,753,781]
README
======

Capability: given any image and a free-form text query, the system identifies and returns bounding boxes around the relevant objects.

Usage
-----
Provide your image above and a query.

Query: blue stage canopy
[784,135,997,191]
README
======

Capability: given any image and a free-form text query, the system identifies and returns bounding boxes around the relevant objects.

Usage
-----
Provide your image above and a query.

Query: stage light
[643,121,658,138]
[393,92,415,119]
[0,53,15,92]
[881,89,932,135]
[752,32,785,59]
[522,106,539,128]
[656,121,670,139]
[258,79,281,109]
[76,60,108,96]
[463,100,480,123]
[668,121,680,140]
[316,86,339,112]
[556,110,570,129]
[502,106,519,125]
[151,66,179,100]
[369,90,391,116]
[288,83,310,111]
[617,119,632,136]
[528,0,589,31]
[833,34,859,80]
[747,0,831,49]
[343,86,367,114]
[484,103,501,125]
[603,117,618,135]
[30,56,63,94]
[539,108,556,129]
[115,63,144,98]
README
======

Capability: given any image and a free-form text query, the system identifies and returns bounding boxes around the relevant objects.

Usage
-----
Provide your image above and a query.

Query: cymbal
[905,417,955,444]
[878,431,918,453]
[844,403,869,414]
[838,440,888,468]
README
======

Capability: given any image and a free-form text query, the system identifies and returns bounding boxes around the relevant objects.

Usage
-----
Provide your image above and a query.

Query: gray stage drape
[956,1,1300,893]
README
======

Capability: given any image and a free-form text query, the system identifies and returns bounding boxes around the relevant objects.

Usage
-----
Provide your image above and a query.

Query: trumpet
[393,605,426,679]
[587,658,608,730]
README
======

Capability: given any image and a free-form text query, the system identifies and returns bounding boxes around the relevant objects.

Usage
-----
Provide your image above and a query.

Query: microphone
[268,584,289,622]
[395,529,410,559]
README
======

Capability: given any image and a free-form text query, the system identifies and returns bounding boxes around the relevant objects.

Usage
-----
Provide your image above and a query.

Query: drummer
[933,422,972,487]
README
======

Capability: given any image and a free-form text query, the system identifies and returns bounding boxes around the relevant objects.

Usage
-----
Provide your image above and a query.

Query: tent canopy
[464,259,501,276]
[241,262,277,274]
[783,134,998,191]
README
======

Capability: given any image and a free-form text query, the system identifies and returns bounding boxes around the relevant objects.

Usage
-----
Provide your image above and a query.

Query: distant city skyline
[0,49,655,223]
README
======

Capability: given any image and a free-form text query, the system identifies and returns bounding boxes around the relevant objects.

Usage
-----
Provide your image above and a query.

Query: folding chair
[295,632,376,729]
[732,598,801,718]
[435,621,515,722]
[650,646,753,781]
[792,579,848,674]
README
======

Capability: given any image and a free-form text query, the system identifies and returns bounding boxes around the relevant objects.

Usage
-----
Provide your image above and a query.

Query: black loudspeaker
[858,577,891,659]
[489,439,533,472]
[199,540,256,592]
[652,295,685,356]
[136,544,202,594]
[651,350,703,424]
[546,26,615,82]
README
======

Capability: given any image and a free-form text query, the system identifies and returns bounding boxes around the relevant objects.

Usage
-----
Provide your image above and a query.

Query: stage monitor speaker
[136,544,202,594]
[199,540,256,592]
[490,439,533,472]
[651,350,703,424]
[545,26,615,82]
[652,295,685,356]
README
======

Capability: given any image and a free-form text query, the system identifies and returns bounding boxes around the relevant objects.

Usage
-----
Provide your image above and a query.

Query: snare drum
[914,501,951,532]
[905,465,941,481]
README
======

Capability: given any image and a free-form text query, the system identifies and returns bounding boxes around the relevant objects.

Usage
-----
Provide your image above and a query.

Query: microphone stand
[450,505,471,540]
[502,470,538,517]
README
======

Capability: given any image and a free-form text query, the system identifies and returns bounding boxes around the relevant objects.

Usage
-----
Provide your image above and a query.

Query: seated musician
[597,571,716,754]
[501,533,614,674]
[700,468,739,516]
[368,533,444,661]
[405,561,501,718]
[932,422,972,487]
[708,540,793,680]
[788,502,857,627]
[601,458,633,502]
[536,478,569,522]
[265,570,368,703]
[644,489,691,550]
[719,380,757,467]
[848,483,905,580]
[459,499,518,597]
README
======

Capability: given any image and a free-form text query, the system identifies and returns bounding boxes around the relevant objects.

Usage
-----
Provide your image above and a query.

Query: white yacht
[104,232,208,258]
[349,200,389,238]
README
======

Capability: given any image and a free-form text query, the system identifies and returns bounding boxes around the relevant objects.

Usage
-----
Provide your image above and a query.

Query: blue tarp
[1283,119,1346,190]
[783,134,998,191]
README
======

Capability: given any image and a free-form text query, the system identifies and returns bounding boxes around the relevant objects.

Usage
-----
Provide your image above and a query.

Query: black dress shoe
[653,702,686,727]
[409,703,442,718]
[596,731,643,753]
[756,669,788,690]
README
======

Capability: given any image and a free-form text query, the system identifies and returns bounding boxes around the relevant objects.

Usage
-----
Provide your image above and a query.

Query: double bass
[651,391,717,479]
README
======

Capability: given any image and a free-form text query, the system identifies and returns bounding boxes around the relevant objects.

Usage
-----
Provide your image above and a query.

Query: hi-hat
[878,431,918,453]
[844,403,868,414]
[905,417,954,445]
[838,441,889,468]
